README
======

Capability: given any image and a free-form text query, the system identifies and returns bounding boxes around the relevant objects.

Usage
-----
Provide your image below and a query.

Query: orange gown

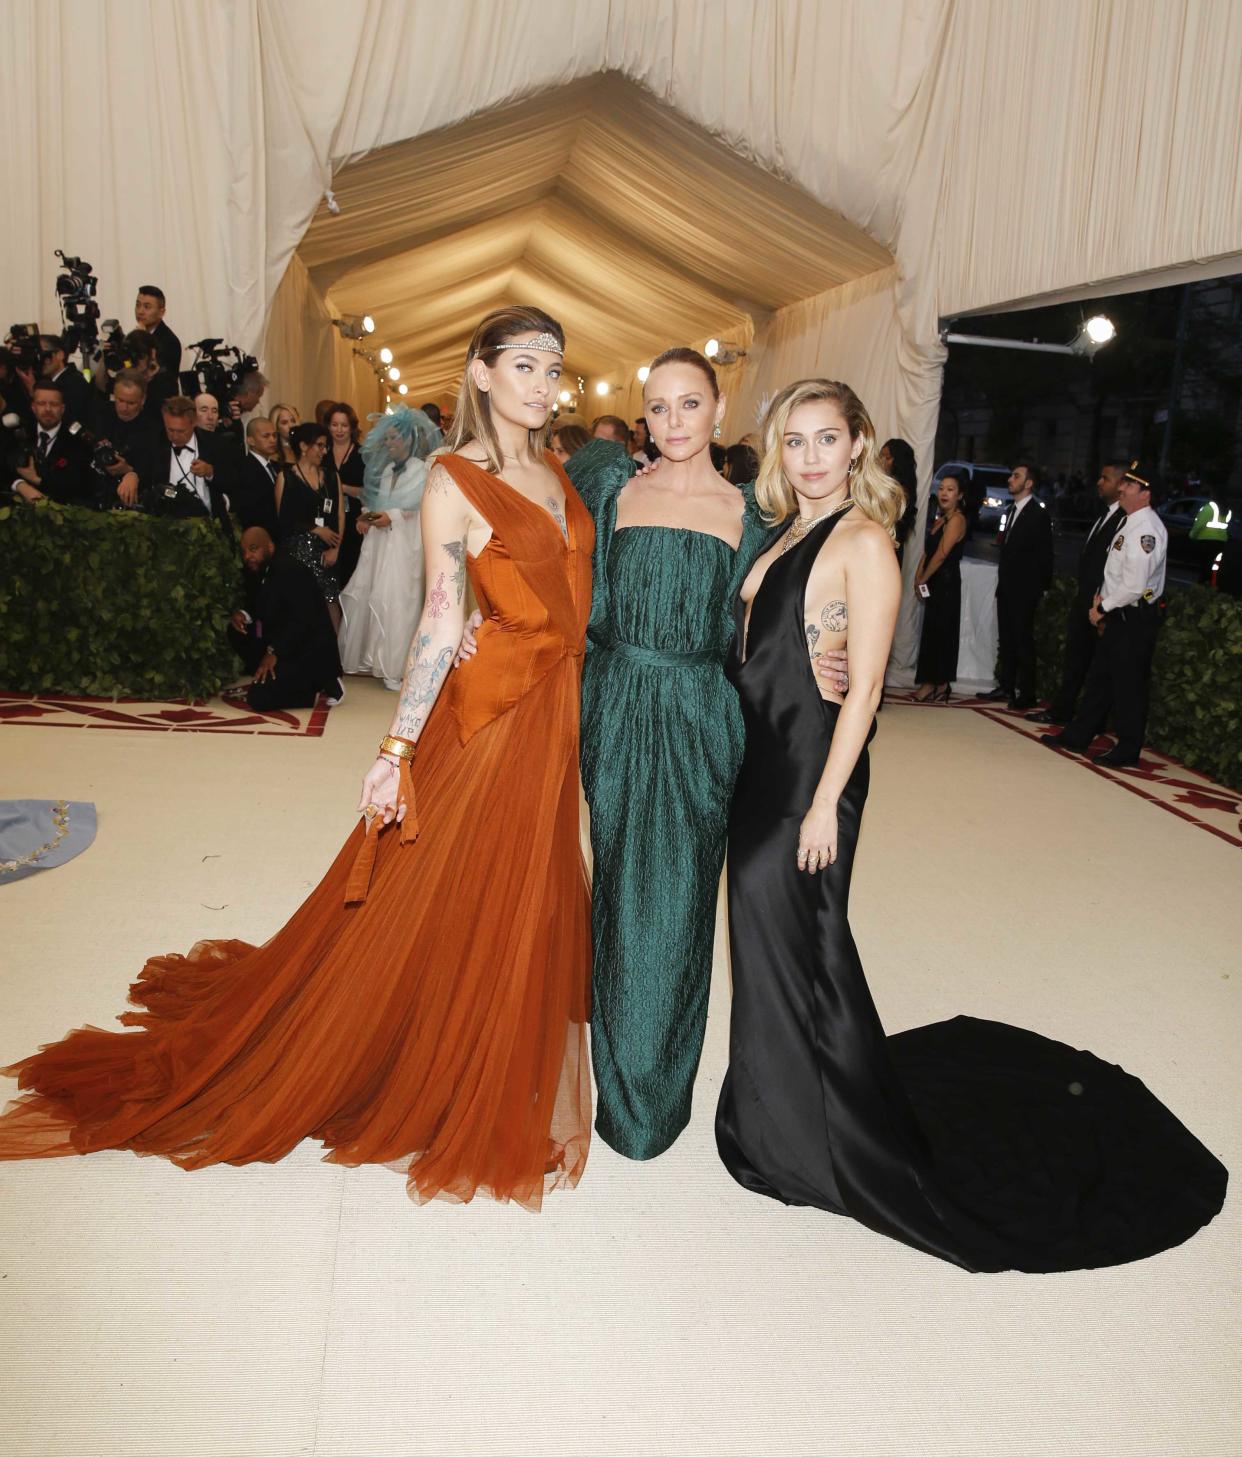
[0,454,594,1211]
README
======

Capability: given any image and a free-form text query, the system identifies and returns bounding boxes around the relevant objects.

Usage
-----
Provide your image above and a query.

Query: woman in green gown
[567,348,772,1159]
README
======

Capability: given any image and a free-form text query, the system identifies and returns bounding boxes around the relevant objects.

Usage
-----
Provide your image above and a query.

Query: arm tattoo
[426,571,450,619]
[804,622,821,655]
[444,539,467,600]
[546,495,568,540]
[424,464,452,498]
[821,599,848,633]
[392,632,455,740]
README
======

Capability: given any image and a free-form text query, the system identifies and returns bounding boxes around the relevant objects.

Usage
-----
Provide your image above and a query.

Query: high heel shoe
[934,684,952,703]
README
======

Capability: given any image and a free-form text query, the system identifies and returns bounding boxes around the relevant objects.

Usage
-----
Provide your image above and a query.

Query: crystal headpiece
[487,332,563,356]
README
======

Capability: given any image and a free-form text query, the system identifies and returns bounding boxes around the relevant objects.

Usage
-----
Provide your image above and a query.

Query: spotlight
[332,314,373,341]
[704,338,720,358]
[558,389,572,403]
[594,380,610,397]
[379,346,393,364]
[1085,315,1116,345]
[388,366,401,382]
[636,365,650,383]
[398,383,409,396]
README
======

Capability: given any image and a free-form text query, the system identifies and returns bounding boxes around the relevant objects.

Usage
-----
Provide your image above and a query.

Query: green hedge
[1034,575,1242,790]
[0,500,238,698]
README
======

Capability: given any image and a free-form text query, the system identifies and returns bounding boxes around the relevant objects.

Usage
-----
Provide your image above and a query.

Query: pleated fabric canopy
[5,0,1241,665]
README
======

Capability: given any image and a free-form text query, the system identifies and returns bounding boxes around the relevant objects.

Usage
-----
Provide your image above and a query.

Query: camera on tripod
[182,339,259,408]
[54,250,101,358]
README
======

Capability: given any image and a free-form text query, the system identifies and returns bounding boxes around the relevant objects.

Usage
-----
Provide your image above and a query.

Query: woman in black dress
[715,377,1226,1273]
[326,403,365,589]
[913,469,966,701]
[879,437,918,562]
[276,421,344,627]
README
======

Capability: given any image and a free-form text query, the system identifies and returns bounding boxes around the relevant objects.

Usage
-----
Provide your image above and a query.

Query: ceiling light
[398,383,408,395]
[704,338,720,358]
[559,389,572,403]
[332,314,372,341]
[636,365,650,383]
[388,366,401,381]
[362,315,376,334]
[379,347,393,364]
[595,380,610,396]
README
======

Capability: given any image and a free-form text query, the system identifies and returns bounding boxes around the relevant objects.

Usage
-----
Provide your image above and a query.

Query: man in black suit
[89,368,161,508]
[9,379,93,506]
[229,527,343,709]
[134,285,182,379]
[1027,460,1126,726]
[38,335,94,427]
[234,415,283,538]
[983,460,1053,709]
[151,395,236,543]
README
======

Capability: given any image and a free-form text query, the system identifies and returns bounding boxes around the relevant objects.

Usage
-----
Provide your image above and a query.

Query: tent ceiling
[298,74,893,399]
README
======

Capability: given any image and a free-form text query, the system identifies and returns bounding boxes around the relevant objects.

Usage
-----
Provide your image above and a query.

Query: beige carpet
[1,678,1237,1457]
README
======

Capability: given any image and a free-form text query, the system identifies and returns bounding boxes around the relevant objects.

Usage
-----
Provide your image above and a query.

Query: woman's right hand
[314,525,342,547]
[454,609,484,668]
[357,516,369,536]
[358,756,401,826]
[371,511,392,530]
[634,456,662,479]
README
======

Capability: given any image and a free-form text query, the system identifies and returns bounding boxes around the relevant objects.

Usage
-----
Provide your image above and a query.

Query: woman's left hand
[322,547,339,567]
[797,799,838,873]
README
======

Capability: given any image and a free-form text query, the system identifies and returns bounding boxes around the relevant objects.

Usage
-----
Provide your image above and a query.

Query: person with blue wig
[338,406,438,689]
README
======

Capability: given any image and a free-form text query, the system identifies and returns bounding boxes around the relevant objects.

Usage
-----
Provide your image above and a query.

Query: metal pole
[942,332,1077,356]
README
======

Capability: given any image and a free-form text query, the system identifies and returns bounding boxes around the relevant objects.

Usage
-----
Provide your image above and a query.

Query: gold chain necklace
[780,499,853,555]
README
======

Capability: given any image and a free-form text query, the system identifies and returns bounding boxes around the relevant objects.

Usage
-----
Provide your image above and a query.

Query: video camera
[54,251,101,358]
[182,339,260,408]
[4,323,43,373]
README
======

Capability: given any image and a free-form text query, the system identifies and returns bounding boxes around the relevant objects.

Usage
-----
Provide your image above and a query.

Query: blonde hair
[444,306,565,472]
[755,379,905,538]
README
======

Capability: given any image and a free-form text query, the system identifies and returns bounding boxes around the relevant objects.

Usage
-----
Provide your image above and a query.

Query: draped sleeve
[565,440,634,650]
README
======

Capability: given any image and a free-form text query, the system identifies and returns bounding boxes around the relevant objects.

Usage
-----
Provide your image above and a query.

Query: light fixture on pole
[398,383,409,396]
[636,365,650,383]
[940,313,1117,358]
[594,380,611,397]
[387,366,401,382]
[704,339,747,365]
[704,338,720,358]
[379,346,393,364]
[333,314,375,341]
[558,388,572,404]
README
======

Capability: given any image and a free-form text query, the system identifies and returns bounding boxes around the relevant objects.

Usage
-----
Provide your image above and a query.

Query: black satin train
[715,509,1227,1273]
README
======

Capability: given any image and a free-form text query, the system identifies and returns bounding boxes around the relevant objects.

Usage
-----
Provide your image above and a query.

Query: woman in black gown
[326,403,366,589]
[276,421,344,627]
[913,469,966,701]
[716,378,1226,1273]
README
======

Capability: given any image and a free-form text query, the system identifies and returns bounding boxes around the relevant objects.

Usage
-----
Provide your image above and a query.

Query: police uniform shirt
[1100,503,1167,611]
[168,433,211,512]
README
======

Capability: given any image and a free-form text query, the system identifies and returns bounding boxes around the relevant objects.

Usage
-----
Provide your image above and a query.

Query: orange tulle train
[0,453,595,1210]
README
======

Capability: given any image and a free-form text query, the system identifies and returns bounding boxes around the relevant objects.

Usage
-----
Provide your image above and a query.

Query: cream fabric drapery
[4,0,1241,665]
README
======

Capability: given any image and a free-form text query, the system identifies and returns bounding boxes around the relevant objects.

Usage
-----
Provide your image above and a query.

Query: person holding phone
[912,470,967,701]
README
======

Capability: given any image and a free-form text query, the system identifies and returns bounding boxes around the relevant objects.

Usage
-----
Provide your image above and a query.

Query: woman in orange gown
[0,306,594,1211]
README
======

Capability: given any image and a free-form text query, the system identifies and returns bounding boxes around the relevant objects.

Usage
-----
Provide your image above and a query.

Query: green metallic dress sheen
[567,441,772,1159]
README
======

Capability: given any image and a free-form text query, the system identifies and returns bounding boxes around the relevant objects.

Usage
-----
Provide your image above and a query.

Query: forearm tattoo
[444,539,467,599]
[821,599,848,633]
[804,622,821,655]
[546,496,567,540]
[392,631,454,741]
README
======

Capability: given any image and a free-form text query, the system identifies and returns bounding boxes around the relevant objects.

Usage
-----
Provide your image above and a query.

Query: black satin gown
[915,517,962,685]
[715,510,1227,1273]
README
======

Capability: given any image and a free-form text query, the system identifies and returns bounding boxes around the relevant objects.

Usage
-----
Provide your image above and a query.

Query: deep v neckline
[461,454,572,551]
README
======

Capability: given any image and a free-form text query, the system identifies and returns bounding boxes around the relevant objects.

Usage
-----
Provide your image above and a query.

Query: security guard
[1042,462,1167,767]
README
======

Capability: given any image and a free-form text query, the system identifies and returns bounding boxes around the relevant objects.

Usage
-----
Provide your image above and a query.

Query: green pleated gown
[567,442,772,1159]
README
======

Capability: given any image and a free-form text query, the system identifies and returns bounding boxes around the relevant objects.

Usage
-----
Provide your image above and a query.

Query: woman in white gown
[337,406,438,690]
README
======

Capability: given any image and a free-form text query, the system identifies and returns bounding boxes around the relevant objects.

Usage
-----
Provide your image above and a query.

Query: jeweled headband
[486,332,564,356]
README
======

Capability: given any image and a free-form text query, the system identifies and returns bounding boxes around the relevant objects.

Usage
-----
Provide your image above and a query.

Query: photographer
[88,368,160,508]
[152,395,236,542]
[9,379,93,506]
[38,334,93,427]
[219,368,269,446]
[134,285,182,378]
[122,331,176,423]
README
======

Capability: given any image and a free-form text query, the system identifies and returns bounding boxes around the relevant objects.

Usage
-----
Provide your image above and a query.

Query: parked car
[932,461,1014,529]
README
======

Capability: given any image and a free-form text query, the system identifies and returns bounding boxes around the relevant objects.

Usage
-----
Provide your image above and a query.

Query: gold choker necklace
[780,499,853,554]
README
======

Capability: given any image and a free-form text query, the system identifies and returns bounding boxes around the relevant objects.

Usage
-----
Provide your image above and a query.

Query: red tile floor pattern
[0,688,330,737]
[885,687,1242,849]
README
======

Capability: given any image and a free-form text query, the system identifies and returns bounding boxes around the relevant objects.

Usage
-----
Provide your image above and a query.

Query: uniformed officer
[1041,461,1167,767]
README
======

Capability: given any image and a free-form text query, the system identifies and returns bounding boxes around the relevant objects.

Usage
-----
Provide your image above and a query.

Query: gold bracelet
[379,734,416,761]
